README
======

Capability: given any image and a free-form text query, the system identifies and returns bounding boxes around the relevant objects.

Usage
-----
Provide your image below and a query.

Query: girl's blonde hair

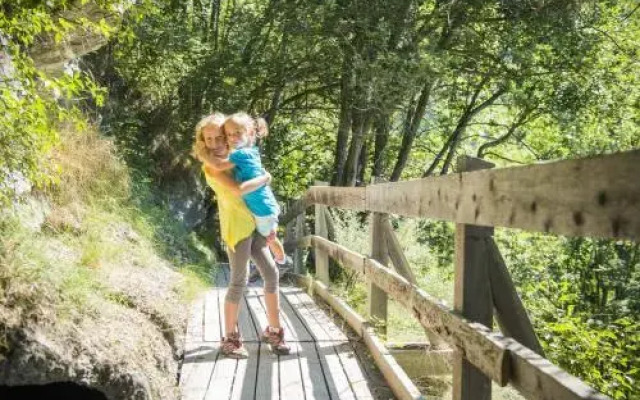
[192,112,226,159]
[225,112,269,141]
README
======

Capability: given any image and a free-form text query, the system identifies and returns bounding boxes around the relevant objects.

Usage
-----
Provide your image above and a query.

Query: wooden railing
[281,150,640,400]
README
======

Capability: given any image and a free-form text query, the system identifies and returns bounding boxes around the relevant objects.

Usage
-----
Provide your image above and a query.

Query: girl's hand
[265,171,272,185]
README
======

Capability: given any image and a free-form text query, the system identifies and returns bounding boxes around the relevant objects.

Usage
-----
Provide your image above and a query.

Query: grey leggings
[225,232,279,304]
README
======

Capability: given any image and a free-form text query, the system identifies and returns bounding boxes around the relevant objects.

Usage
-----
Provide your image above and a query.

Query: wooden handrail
[297,235,610,400]
[283,150,640,241]
[280,152,634,400]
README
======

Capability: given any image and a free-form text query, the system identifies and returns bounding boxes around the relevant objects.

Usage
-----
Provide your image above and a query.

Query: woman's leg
[225,236,252,336]
[250,233,281,329]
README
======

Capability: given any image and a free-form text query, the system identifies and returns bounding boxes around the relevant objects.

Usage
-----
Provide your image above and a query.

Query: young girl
[202,113,286,264]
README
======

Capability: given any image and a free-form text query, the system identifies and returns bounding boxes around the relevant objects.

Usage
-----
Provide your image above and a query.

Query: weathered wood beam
[296,276,368,337]
[315,181,330,285]
[453,157,495,400]
[369,183,389,332]
[362,327,425,400]
[293,151,640,241]
[311,235,365,274]
[381,219,417,284]
[366,150,640,241]
[505,340,610,400]
[365,257,509,386]
[307,186,366,210]
[382,218,446,348]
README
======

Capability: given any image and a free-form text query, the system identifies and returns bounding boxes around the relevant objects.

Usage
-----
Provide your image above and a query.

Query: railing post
[284,206,295,252]
[294,212,306,274]
[368,177,389,333]
[453,156,495,400]
[314,181,330,285]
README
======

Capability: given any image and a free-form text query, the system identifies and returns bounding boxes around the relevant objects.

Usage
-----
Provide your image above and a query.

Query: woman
[193,113,290,358]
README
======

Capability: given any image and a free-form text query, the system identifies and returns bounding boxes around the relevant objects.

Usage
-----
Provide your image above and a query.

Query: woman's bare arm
[207,169,271,196]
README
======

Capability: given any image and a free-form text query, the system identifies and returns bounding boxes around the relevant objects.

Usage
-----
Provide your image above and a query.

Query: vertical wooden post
[453,156,495,400]
[368,177,389,333]
[294,213,305,274]
[314,181,330,285]
[285,213,295,252]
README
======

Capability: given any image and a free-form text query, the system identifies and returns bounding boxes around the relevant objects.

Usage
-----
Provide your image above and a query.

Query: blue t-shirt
[229,146,280,217]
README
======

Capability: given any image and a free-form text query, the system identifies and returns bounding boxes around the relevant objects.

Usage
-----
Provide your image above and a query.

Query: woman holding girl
[193,113,290,358]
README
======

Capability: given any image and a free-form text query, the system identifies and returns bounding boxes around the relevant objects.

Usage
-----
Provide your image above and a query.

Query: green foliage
[542,316,639,399]
[497,231,640,399]
[0,0,140,203]
[263,114,336,198]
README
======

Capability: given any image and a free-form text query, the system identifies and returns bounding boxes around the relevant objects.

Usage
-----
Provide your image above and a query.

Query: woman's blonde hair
[192,112,226,159]
[225,112,269,141]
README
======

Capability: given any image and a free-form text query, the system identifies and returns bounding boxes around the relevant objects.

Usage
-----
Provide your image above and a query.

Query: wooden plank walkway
[179,264,393,400]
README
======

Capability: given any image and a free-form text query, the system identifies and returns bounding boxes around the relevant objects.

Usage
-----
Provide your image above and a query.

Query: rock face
[165,165,212,231]
[0,249,189,399]
[29,3,124,76]
[0,198,192,400]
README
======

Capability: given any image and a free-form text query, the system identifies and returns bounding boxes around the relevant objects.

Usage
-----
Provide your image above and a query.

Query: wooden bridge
[180,151,639,399]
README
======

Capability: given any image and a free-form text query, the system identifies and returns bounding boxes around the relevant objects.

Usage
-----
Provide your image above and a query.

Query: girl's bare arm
[207,168,271,196]
[240,172,271,195]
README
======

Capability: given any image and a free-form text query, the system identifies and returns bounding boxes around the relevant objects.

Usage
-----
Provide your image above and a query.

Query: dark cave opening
[0,382,108,399]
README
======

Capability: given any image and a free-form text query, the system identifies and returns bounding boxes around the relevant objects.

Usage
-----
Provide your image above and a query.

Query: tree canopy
[1,0,639,398]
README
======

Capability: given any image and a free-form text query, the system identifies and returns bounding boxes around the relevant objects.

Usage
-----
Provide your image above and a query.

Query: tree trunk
[372,113,390,178]
[265,30,289,125]
[344,111,373,187]
[439,86,506,175]
[390,80,435,181]
[423,131,456,177]
[209,0,220,48]
[357,138,369,186]
[332,50,353,186]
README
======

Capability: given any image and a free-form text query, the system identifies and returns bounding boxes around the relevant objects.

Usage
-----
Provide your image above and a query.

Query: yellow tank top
[202,166,256,250]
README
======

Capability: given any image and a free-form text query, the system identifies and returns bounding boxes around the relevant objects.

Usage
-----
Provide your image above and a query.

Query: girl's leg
[266,231,286,264]
[255,215,285,264]
[251,233,281,328]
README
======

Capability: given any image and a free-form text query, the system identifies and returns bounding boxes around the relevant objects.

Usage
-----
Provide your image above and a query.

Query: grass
[0,124,214,349]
